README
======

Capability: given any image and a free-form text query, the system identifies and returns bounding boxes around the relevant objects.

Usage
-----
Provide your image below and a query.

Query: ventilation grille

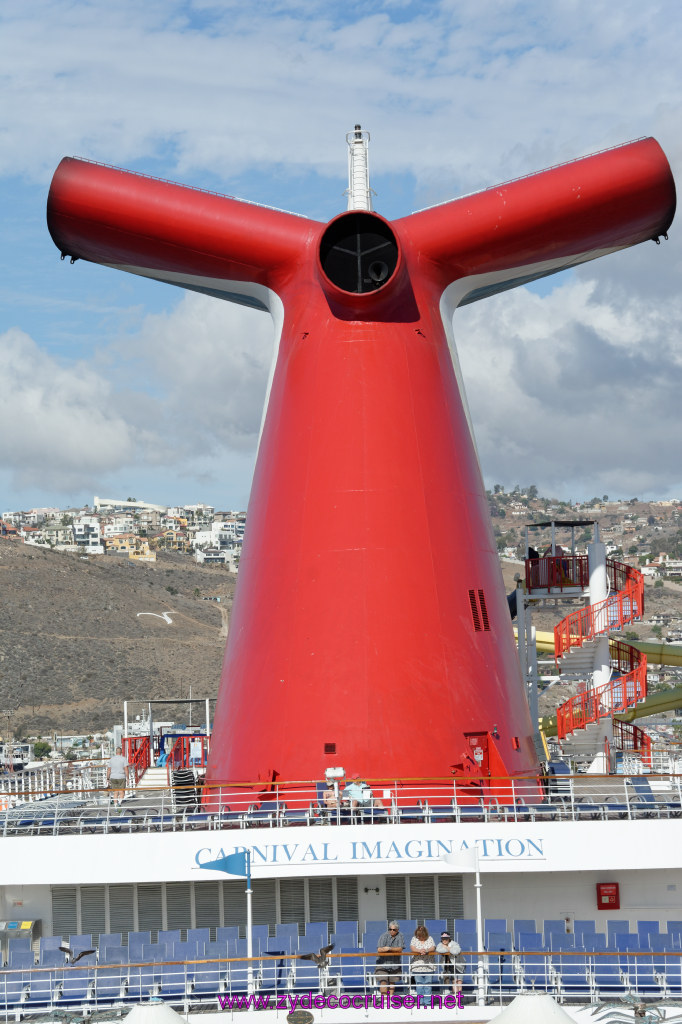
[468,589,490,632]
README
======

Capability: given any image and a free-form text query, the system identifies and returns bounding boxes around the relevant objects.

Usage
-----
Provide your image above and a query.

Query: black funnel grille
[320,213,398,294]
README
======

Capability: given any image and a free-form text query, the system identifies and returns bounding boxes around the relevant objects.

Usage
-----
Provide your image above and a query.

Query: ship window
[409,876,436,920]
[252,878,277,929]
[223,880,247,934]
[109,884,135,941]
[137,882,163,942]
[194,881,221,939]
[80,885,106,940]
[280,878,305,926]
[166,882,192,935]
[308,878,334,926]
[386,876,407,922]
[335,876,359,923]
[385,875,464,924]
[51,886,78,941]
[324,742,336,754]
[437,874,465,922]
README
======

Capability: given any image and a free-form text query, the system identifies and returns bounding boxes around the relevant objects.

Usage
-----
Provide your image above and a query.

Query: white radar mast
[346,124,373,211]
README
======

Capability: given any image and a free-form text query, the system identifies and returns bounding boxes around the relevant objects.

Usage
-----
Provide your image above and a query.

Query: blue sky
[2,0,682,512]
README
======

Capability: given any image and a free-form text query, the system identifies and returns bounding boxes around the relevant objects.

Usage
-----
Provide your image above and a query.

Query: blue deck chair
[485,919,508,942]
[94,949,128,1004]
[217,926,240,944]
[192,947,227,1001]
[99,933,123,950]
[593,953,627,997]
[397,921,416,940]
[126,944,163,1001]
[39,936,63,958]
[69,934,94,954]
[6,937,32,956]
[158,929,182,947]
[259,950,288,994]
[543,920,567,943]
[425,919,447,938]
[637,920,660,944]
[661,958,682,995]
[276,923,299,944]
[361,931,383,953]
[0,950,33,1008]
[101,944,125,963]
[574,920,597,941]
[340,947,366,993]
[454,919,477,937]
[554,954,592,1000]
[513,920,536,944]
[27,949,63,1006]
[292,954,323,992]
[226,958,252,994]
[61,952,96,1005]
[297,934,326,955]
[304,923,328,949]
[607,921,631,946]
[627,954,664,997]
[127,931,151,963]
[248,800,280,826]
[583,934,607,953]
[335,920,359,943]
[517,932,543,951]
[187,927,210,949]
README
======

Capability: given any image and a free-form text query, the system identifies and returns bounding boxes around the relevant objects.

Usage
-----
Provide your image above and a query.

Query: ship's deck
[1,772,681,837]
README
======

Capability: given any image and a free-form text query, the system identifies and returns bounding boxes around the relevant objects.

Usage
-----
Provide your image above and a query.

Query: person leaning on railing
[375,921,405,997]
[410,925,436,998]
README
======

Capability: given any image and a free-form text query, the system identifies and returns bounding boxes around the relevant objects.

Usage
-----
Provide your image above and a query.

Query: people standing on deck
[375,921,405,997]
[107,746,129,807]
[410,925,436,998]
[436,930,463,997]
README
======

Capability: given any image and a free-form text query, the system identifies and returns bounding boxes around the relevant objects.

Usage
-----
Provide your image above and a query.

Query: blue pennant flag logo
[199,851,249,876]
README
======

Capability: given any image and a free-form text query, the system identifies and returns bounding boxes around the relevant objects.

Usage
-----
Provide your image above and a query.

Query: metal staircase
[554,560,647,743]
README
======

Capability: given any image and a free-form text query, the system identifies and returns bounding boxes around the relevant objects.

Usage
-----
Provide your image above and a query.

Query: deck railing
[0,773,681,835]
[0,946,681,1017]
[123,737,151,784]
[525,555,589,592]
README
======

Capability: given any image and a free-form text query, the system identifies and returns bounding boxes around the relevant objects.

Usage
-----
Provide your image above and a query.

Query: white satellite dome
[125,1001,187,1024]
[489,992,577,1023]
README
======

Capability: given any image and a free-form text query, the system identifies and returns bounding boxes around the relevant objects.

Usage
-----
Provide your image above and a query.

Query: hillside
[0,542,235,736]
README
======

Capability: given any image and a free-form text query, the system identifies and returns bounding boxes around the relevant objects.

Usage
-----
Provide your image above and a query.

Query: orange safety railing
[554,559,647,741]
[556,657,647,739]
[612,719,653,766]
[525,555,589,592]
[122,736,151,784]
[166,734,210,776]
[554,559,644,658]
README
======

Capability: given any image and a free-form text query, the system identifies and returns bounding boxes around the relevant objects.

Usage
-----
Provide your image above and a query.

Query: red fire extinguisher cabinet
[596,882,620,910]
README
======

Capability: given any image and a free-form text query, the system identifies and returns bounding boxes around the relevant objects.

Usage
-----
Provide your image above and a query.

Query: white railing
[1,947,680,1018]
[1,773,682,836]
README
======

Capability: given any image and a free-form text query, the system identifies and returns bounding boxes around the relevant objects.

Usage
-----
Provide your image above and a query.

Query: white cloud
[2,0,682,507]
[0,328,142,492]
